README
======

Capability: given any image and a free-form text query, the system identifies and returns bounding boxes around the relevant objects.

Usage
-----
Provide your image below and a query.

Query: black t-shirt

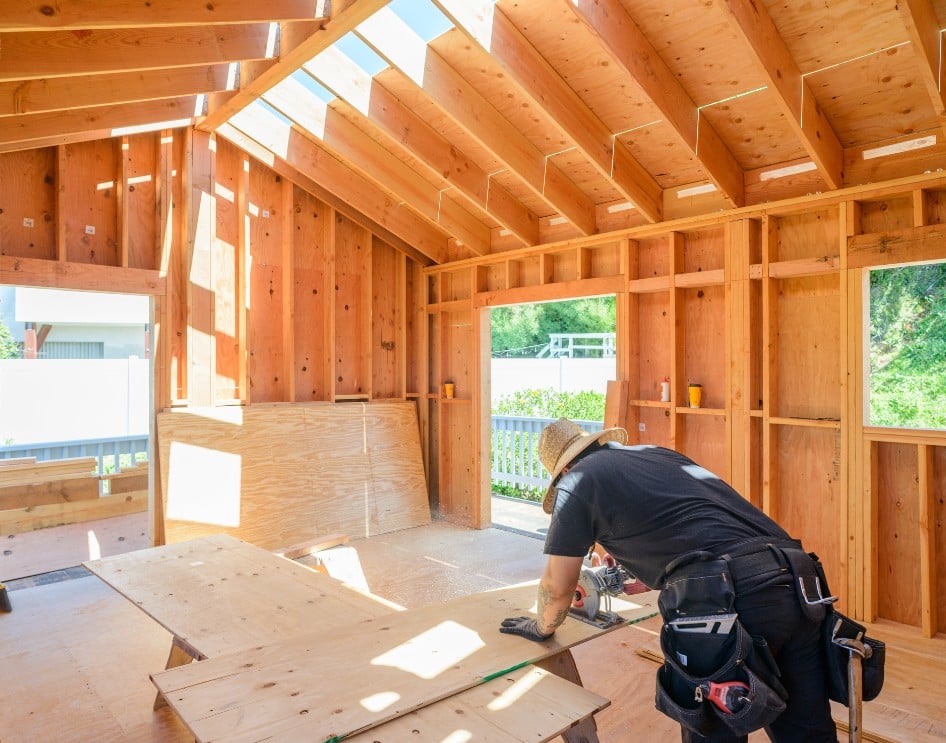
[543,444,789,588]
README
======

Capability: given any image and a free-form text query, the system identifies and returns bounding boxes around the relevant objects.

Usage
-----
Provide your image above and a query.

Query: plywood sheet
[774,275,841,420]
[774,426,843,601]
[345,666,609,743]
[84,533,395,659]
[157,401,430,548]
[877,442,922,627]
[152,582,659,742]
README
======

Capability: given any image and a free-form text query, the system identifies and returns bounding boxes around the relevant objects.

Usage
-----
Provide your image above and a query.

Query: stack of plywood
[157,401,430,549]
[0,457,146,535]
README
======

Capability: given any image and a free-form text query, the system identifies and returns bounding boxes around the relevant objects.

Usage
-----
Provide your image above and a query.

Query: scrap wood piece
[150,585,659,742]
[344,665,610,743]
[0,490,146,535]
[0,457,37,467]
[273,533,349,560]
[0,474,101,510]
[0,458,99,487]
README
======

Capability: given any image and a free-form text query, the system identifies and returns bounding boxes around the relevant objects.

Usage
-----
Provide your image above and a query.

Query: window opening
[867,261,946,430]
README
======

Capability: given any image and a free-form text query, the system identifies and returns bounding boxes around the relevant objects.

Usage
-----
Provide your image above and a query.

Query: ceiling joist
[0,66,238,118]
[0,96,208,151]
[0,25,283,81]
[0,0,330,31]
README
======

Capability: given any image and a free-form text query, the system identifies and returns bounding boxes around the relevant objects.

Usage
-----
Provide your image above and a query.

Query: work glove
[499,616,553,642]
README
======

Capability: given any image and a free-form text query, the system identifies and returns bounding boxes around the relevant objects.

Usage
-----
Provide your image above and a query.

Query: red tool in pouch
[696,680,750,714]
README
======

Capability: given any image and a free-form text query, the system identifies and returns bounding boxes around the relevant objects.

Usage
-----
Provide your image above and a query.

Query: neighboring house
[0,286,149,359]
[0,287,151,445]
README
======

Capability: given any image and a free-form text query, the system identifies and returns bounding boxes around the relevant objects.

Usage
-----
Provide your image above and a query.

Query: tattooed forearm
[549,606,570,630]
[536,582,552,634]
[536,581,569,635]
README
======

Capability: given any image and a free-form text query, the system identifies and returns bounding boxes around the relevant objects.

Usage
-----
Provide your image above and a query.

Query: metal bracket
[798,576,838,606]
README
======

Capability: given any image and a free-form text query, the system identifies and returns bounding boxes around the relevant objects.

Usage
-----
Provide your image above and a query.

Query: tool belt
[803,553,886,705]
[654,549,789,737]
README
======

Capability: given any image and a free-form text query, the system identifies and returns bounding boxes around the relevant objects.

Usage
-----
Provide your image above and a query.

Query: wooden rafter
[262,77,489,255]
[566,0,745,208]
[197,0,392,133]
[0,66,237,117]
[356,7,597,236]
[433,0,662,223]
[0,24,283,80]
[713,0,844,190]
[226,103,450,265]
[0,97,207,151]
[897,0,946,119]
[0,0,330,30]
[304,47,540,247]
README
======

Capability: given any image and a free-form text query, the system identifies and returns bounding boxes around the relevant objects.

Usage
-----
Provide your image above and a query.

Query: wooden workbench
[85,534,659,742]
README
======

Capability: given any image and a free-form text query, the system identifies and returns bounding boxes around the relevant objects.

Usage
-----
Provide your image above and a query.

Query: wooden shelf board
[769,416,841,429]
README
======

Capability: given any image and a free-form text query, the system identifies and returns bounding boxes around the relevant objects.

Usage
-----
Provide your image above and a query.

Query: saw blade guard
[573,568,602,620]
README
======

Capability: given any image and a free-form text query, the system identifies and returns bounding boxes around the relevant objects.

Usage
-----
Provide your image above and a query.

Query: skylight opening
[257,100,293,127]
[291,70,335,104]
[335,33,388,76]
[388,0,455,42]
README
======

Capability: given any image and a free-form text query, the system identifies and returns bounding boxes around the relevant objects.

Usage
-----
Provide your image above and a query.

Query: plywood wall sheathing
[157,402,430,550]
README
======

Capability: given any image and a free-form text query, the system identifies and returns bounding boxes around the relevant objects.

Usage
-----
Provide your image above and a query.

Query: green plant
[869,262,946,429]
[491,297,615,357]
[0,316,17,359]
[492,388,605,421]
[491,388,606,502]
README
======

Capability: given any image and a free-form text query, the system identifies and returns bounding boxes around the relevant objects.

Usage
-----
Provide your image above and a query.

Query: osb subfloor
[1,519,944,742]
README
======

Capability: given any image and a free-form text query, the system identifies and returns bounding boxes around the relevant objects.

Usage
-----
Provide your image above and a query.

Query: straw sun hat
[538,418,627,514]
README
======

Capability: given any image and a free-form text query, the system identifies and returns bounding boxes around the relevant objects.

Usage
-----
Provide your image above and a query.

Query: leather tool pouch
[655,620,788,737]
[821,608,886,705]
[776,546,832,623]
[658,551,735,621]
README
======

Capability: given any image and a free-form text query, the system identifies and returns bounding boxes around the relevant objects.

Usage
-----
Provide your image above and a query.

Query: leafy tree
[491,297,615,357]
[0,316,17,359]
[869,262,946,429]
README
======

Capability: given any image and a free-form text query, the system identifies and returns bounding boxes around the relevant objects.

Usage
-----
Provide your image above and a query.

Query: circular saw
[570,563,630,629]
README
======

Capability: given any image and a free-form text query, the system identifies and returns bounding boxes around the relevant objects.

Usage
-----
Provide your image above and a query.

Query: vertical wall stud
[118,137,130,268]
[281,178,295,400]
[919,444,937,637]
[55,146,67,262]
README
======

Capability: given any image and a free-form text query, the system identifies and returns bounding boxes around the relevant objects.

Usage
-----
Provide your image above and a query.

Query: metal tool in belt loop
[798,574,838,606]
[832,634,873,743]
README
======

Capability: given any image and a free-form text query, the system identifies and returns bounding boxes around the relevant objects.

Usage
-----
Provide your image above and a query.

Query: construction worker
[499,418,837,742]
